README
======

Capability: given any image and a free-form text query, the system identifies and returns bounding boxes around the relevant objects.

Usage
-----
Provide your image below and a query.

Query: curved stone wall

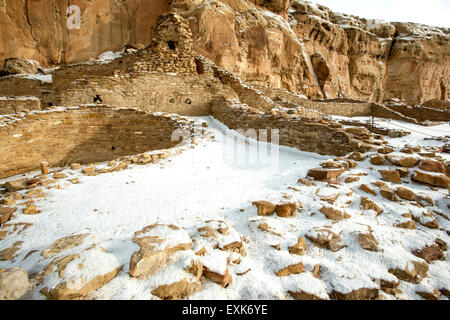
[0,106,188,178]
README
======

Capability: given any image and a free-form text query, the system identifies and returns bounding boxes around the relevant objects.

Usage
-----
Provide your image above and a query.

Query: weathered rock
[386,155,419,168]
[0,268,30,300]
[357,233,379,252]
[4,179,28,192]
[411,171,450,188]
[1,58,40,75]
[415,194,435,207]
[306,228,343,252]
[345,176,360,183]
[360,197,383,215]
[288,237,307,256]
[370,155,385,165]
[348,152,366,161]
[151,278,203,300]
[359,184,377,196]
[417,289,440,300]
[275,203,297,218]
[379,186,399,202]
[288,290,327,300]
[275,262,304,277]
[41,234,89,258]
[333,288,379,300]
[39,245,122,300]
[396,220,416,230]
[379,169,401,184]
[203,264,232,288]
[307,168,345,181]
[320,206,350,222]
[389,261,429,284]
[397,167,409,177]
[412,243,445,263]
[395,187,415,201]
[419,159,446,173]
[252,201,275,216]
[0,206,17,224]
[129,224,192,278]
[22,204,39,215]
[378,146,394,154]
[53,172,67,180]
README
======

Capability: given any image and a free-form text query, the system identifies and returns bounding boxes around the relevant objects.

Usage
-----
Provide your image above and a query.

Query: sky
[311,0,450,28]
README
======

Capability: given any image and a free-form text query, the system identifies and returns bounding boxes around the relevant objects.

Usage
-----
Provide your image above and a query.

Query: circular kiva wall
[0,106,187,178]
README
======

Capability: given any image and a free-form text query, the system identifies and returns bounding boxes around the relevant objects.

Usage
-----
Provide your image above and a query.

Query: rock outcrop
[1,0,448,105]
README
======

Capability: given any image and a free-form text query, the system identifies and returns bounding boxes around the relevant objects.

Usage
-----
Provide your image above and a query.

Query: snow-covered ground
[0,116,449,300]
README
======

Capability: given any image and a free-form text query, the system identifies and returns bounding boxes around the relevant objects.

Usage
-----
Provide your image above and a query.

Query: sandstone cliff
[0,0,448,105]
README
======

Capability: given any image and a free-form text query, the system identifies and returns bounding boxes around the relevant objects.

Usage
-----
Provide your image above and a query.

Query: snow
[1,115,449,300]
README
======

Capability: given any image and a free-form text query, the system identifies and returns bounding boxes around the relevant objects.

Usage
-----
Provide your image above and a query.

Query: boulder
[203,264,232,288]
[378,146,394,154]
[275,262,304,277]
[379,186,399,202]
[129,224,192,278]
[417,289,440,300]
[307,168,345,181]
[0,268,30,300]
[419,159,445,173]
[396,220,416,230]
[348,152,366,161]
[1,58,40,75]
[306,228,343,252]
[320,206,350,222]
[252,201,275,216]
[370,155,385,165]
[0,206,17,224]
[411,171,450,188]
[379,170,401,184]
[395,187,415,201]
[386,155,419,168]
[357,233,379,252]
[332,288,379,300]
[288,290,327,300]
[288,237,307,256]
[39,245,122,300]
[275,203,297,218]
[151,278,203,300]
[4,179,29,192]
[412,243,445,263]
[359,184,377,196]
[41,234,89,258]
[389,261,428,284]
[360,197,383,215]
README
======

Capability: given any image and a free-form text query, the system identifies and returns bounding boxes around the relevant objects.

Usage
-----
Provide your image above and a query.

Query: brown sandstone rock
[41,234,89,258]
[411,171,450,188]
[22,204,39,215]
[4,179,28,192]
[332,288,379,300]
[359,184,377,196]
[151,278,203,300]
[288,237,307,256]
[417,289,440,300]
[288,290,327,300]
[129,224,192,278]
[357,233,379,252]
[379,169,401,184]
[320,206,350,222]
[379,186,399,202]
[306,228,343,252]
[53,172,67,180]
[396,220,416,230]
[275,203,297,218]
[252,201,275,216]
[275,262,304,277]
[1,58,39,75]
[419,159,445,173]
[203,264,232,288]
[386,155,419,168]
[389,261,428,284]
[395,187,415,201]
[370,155,385,165]
[360,197,383,215]
[412,243,445,263]
[0,206,16,224]
[307,168,345,181]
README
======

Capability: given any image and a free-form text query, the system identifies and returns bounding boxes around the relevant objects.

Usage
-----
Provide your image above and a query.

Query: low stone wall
[371,104,419,123]
[0,97,41,115]
[384,104,450,122]
[0,106,190,178]
[210,98,354,156]
[54,73,237,116]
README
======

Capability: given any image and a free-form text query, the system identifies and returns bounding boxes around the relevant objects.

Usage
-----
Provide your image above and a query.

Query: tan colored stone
[288,237,307,256]
[412,170,450,188]
[357,233,379,252]
[129,224,192,278]
[0,206,17,224]
[22,204,39,215]
[360,197,383,215]
[389,261,429,284]
[419,160,445,173]
[288,290,327,300]
[386,155,419,168]
[252,201,275,216]
[359,184,377,196]
[275,203,297,218]
[275,262,304,277]
[151,278,203,300]
[333,288,379,300]
[320,206,350,222]
[41,234,89,258]
[379,170,401,184]
[370,155,386,165]
[395,187,415,201]
[307,168,345,181]
[203,265,232,288]
[412,243,445,263]
[396,220,416,230]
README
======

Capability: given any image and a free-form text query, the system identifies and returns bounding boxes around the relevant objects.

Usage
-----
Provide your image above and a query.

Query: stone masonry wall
[0,106,187,178]
[0,97,41,115]
[54,73,237,116]
[210,98,354,157]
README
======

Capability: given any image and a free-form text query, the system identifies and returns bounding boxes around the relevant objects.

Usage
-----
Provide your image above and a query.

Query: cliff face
[0,0,449,105]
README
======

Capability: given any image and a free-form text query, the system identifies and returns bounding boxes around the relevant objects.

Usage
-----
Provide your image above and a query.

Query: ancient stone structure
[0,106,191,178]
